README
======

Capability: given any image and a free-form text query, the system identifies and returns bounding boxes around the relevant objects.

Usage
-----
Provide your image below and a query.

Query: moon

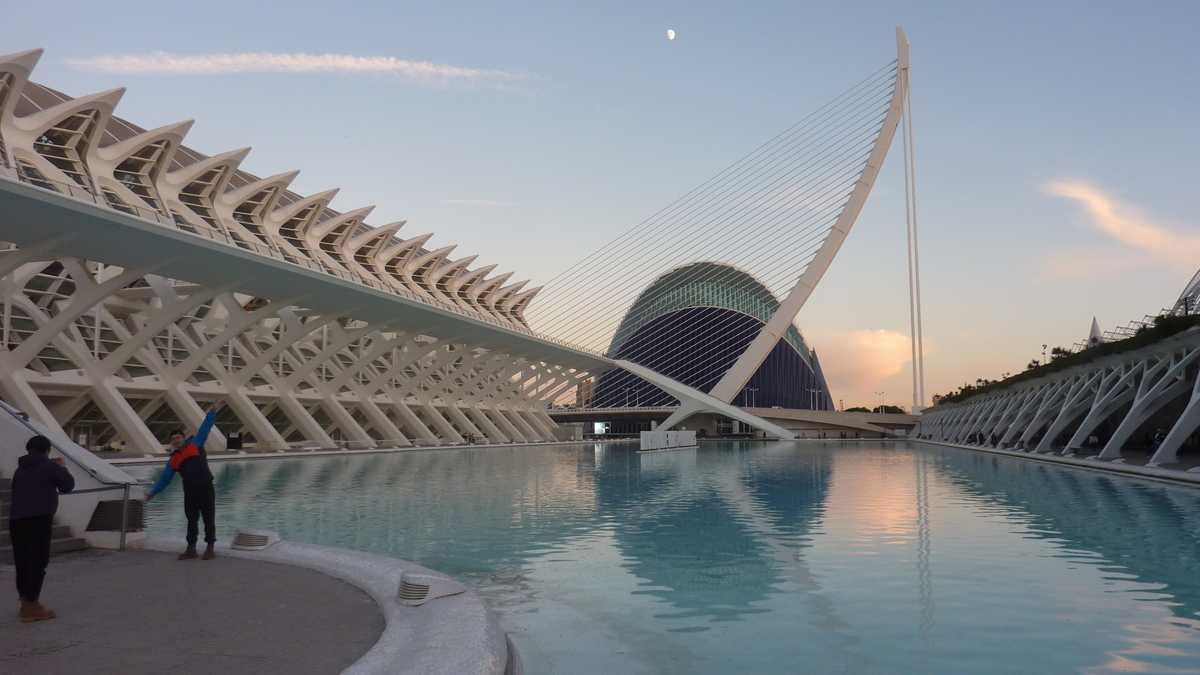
[666,29,676,41]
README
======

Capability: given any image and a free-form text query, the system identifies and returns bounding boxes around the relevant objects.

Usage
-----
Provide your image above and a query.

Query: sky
[8,1,1200,409]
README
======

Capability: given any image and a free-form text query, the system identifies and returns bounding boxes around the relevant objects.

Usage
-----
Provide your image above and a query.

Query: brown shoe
[201,544,215,560]
[178,548,198,560]
[19,601,56,623]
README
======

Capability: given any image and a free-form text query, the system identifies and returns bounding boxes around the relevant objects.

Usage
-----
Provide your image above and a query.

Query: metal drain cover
[397,572,466,607]
[231,529,281,551]
[399,579,430,603]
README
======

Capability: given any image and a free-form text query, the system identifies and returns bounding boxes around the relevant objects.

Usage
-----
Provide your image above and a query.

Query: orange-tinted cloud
[1043,180,1200,275]
[811,328,913,407]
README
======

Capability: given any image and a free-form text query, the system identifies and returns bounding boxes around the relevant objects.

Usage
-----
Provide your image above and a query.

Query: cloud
[810,328,913,406]
[1043,179,1200,272]
[64,52,526,86]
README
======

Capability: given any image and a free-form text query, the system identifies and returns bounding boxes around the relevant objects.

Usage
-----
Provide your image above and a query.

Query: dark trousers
[8,514,53,602]
[183,481,216,547]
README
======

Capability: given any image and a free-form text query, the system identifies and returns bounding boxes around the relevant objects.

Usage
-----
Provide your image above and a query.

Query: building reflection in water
[132,440,1200,672]
[592,442,834,622]
[925,446,1200,623]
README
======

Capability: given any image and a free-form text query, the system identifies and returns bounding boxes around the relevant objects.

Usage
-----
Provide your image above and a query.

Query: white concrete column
[275,393,336,447]
[1149,369,1200,466]
[503,407,543,441]
[486,407,527,442]
[521,409,556,438]
[0,370,72,445]
[1034,372,1101,453]
[464,407,508,442]
[1099,348,1200,460]
[413,402,464,443]
[1064,364,1141,452]
[441,405,485,442]
[1017,380,1073,448]
[352,395,410,446]
[384,399,438,443]
[999,387,1050,446]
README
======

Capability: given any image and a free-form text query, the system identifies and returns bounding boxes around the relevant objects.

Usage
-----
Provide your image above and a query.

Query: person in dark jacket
[8,434,75,623]
[145,400,223,560]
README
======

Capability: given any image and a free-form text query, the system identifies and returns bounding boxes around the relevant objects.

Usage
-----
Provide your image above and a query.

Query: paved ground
[0,549,383,674]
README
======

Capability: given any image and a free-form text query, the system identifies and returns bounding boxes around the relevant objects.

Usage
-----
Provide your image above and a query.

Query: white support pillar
[1017,380,1073,448]
[353,395,411,447]
[0,370,72,445]
[1149,368,1200,466]
[955,397,1002,443]
[980,393,1022,441]
[318,397,376,448]
[270,339,376,448]
[1098,348,1200,460]
[275,393,336,448]
[1,279,164,454]
[999,388,1050,446]
[521,409,557,438]
[441,405,485,442]
[464,406,508,443]
[1064,364,1142,452]
[385,399,438,443]
[487,407,527,443]
[414,401,464,443]
[534,410,559,436]
[504,407,544,441]
[4,264,144,367]
[1034,372,1101,453]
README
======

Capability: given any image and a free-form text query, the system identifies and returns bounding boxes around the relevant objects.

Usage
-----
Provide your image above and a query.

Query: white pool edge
[912,439,1200,489]
[109,438,631,466]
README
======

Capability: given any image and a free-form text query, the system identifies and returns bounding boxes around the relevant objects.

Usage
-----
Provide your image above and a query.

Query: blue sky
[9,1,1200,407]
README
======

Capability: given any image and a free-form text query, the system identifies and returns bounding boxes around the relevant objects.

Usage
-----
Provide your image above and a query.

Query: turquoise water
[129,441,1200,674]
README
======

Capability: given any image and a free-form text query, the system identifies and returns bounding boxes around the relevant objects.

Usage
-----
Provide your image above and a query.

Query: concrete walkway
[0,549,383,674]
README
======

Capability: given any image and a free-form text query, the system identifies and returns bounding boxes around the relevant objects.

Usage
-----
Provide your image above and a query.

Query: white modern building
[0,30,913,454]
[0,48,605,454]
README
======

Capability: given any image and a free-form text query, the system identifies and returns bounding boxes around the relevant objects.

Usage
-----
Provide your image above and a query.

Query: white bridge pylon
[590,28,913,438]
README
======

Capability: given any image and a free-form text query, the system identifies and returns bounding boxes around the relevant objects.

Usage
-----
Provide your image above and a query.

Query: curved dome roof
[607,261,811,363]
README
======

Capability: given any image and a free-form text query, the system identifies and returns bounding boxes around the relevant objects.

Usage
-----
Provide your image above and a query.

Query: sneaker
[201,544,215,560]
[178,548,198,560]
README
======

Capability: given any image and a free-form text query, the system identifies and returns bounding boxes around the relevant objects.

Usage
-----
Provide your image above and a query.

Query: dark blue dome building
[593,262,834,410]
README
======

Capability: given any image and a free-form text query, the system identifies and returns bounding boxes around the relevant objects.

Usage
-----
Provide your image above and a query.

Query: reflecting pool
[129,441,1200,673]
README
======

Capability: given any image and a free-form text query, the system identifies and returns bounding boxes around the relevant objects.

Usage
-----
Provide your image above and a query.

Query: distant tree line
[930,313,1200,407]
[845,405,906,414]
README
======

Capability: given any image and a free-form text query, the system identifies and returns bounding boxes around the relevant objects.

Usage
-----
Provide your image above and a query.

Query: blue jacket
[146,410,217,498]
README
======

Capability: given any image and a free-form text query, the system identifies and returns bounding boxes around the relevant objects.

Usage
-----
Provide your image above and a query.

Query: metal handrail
[0,401,137,550]
[0,401,135,487]
[3,168,604,359]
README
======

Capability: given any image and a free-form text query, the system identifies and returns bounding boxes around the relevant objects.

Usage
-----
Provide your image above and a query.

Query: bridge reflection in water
[130,442,1200,674]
